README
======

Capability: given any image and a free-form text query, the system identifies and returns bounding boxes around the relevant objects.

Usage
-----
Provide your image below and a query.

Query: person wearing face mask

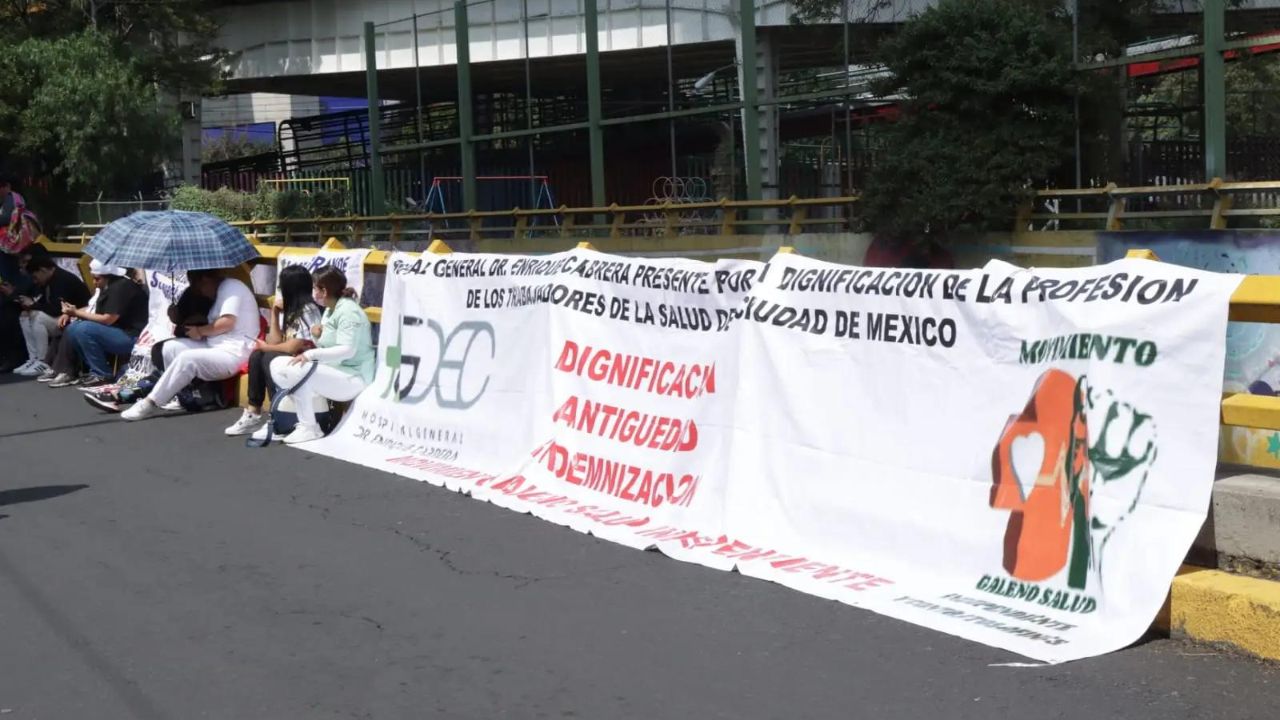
[121,268,259,421]
[258,265,374,445]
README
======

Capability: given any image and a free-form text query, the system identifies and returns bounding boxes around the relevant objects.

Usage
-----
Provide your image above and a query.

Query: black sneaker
[84,392,125,414]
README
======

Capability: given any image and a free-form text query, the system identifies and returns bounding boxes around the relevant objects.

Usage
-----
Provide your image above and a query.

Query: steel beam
[738,0,762,202]
[363,22,387,215]
[1204,0,1227,180]
[585,0,607,206]
[455,0,478,210]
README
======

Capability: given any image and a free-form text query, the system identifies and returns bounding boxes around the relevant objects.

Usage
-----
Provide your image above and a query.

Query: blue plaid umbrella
[85,210,258,272]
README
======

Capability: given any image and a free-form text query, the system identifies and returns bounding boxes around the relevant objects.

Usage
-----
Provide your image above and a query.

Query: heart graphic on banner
[1011,432,1046,502]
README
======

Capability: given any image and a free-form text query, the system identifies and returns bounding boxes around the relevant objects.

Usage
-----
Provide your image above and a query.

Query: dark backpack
[176,378,231,413]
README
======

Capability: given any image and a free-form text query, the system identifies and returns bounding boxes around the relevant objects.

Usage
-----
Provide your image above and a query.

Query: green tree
[0,1,224,211]
[0,0,224,92]
[859,0,1075,244]
[0,31,177,194]
[1137,54,1280,141]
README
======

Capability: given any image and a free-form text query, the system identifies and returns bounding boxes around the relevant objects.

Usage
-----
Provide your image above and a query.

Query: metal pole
[413,13,427,208]
[524,0,537,210]
[738,0,762,202]
[585,0,607,206]
[666,0,677,179]
[842,0,852,195]
[1204,0,1227,180]
[1073,0,1082,189]
[363,21,387,215]
[455,0,478,210]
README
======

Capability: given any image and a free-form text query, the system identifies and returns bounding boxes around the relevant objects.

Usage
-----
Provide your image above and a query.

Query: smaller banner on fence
[276,247,371,302]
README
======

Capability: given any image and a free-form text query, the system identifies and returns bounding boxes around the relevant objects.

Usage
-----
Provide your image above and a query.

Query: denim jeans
[65,321,135,377]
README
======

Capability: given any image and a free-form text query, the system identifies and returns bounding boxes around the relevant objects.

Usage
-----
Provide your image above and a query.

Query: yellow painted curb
[1153,567,1280,661]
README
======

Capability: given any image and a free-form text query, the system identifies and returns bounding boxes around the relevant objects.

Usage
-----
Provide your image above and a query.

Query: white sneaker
[14,360,40,376]
[249,423,277,444]
[282,422,325,445]
[121,399,162,422]
[161,397,184,412]
[225,409,268,436]
[48,373,81,388]
[28,360,51,377]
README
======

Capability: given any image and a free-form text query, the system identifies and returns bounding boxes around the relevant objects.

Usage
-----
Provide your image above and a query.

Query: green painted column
[455,0,478,210]
[738,0,762,201]
[1204,0,1227,180]
[585,0,606,206]
[363,21,387,215]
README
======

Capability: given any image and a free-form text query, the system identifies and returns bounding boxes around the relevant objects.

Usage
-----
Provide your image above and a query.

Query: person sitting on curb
[49,260,147,388]
[121,268,259,421]
[0,244,49,372]
[224,265,322,436]
[259,266,374,445]
[14,254,90,377]
[37,280,101,384]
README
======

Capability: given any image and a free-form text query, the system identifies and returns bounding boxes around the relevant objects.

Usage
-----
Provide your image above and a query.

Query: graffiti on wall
[1098,230,1280,468]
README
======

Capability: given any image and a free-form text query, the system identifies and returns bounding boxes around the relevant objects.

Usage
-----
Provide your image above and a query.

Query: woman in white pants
[265,265,374,444]
[122,269,260,421]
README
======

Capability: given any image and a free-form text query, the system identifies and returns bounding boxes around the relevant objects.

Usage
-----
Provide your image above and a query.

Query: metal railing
[1023,179,1280,232]
[57,196,861,247]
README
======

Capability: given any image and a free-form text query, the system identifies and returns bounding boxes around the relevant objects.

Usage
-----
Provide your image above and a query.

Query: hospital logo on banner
[982,334,1159,617]
[381,314,496,410]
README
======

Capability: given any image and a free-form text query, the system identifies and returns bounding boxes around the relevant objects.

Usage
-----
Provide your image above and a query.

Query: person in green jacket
[267,265,375,444]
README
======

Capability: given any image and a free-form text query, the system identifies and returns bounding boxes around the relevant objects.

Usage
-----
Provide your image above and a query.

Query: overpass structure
[206,0,926,209]
[203,1,1280,210]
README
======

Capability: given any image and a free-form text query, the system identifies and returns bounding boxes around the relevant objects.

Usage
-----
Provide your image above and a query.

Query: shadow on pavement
[0,417,121,441]
[0,485,89,509]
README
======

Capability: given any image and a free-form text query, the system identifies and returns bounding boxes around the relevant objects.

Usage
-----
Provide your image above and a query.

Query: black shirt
[95,276,149,336]
[34,267,91,318]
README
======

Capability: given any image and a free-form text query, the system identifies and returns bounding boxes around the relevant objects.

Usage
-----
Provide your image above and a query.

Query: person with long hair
[224,265,323,436]
[265,265,374,444]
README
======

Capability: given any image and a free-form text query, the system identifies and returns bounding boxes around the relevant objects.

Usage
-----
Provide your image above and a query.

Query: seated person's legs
[16,311,59,375]
[269,356,366,436]
[47,322,91,385]
[146,341,243,407]
[71,321,136,381]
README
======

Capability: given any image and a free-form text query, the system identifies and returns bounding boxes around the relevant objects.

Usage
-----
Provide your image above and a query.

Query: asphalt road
[0,377,1275,720]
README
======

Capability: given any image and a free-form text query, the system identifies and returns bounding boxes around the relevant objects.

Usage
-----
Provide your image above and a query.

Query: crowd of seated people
[1,246,373,445]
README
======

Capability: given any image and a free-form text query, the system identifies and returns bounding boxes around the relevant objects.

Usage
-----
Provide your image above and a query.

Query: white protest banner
[276,247,371,301]
[702,253,1240,662]
[303,248,1239,663]
[121,269,189,381]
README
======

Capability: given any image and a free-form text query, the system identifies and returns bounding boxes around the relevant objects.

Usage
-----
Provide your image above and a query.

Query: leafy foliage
[170,184,353,223]
[1138,54,1280,140]
[859,0,1075,243]
[202,134,276,164]
[0,1,224,205]
[0,31,177,193]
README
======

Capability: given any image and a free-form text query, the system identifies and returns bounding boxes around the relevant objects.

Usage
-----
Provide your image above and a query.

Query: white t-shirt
[206,278,259,359]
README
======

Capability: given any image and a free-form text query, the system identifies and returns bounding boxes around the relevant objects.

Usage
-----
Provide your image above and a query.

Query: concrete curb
[1154,566,1280,661]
